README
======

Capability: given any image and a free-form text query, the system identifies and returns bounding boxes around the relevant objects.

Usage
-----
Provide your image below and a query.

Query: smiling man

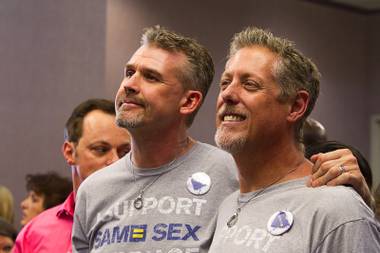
[209,27,380,253]
[13,99,131,253]
[72,26,372,253]
[72,27,239,253]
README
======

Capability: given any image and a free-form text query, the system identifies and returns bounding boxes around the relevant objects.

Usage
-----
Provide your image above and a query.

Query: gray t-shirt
[72,142,239,253]
[209,177,380,253]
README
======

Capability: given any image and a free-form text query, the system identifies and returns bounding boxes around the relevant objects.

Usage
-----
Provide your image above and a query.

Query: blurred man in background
[14,98,131,253]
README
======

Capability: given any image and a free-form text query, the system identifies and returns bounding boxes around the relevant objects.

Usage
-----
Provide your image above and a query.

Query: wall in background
[0,0,378,226]
[0,0,107,226]
[370,14,380,116]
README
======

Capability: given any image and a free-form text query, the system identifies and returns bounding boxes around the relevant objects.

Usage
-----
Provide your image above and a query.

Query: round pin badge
[267,210,294,236]
[186,172,211,195]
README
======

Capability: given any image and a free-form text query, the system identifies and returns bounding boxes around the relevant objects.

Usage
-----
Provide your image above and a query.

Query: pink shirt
[13,192,75,253]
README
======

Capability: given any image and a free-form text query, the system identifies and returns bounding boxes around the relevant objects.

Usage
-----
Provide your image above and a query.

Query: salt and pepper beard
[116,110,145,129]
[115,98,151,129]
[215,126,247,154]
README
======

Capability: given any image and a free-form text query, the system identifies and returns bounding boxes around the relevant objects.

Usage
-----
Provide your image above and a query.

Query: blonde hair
[0,185,15,224]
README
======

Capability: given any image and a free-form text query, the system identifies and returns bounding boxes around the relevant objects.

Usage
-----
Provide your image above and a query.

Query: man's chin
[215,131,246,154]
[116,117,142,129]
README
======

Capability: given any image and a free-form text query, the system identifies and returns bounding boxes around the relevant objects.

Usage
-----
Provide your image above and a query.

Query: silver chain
[129,152,176,210]
[227,166,299,228]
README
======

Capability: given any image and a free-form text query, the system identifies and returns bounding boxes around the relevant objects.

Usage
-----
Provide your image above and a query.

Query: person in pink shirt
[13,99,131,253]
[19,172,72,227]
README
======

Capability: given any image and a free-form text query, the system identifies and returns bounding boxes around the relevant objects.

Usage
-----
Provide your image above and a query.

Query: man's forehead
[222,46,277,77]
[128,45,185,70]
[79,110,130,144]
[80,111,115,138]
[82,110,114,125]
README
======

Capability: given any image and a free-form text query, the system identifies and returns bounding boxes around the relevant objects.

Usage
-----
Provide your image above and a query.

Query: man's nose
[220,81,240,105]
[121,75,140,95]
[105,150,119,166]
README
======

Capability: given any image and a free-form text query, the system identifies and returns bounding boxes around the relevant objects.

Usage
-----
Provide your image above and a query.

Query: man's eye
[243,80,261,91]
[92,146,109,154]
[219,79,231,90]
[144,73,159,82]
[118,149,129,159]
[125,69,135,78]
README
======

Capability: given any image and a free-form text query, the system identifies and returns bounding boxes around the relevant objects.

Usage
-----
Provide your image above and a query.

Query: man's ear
[287,90,310,123]
[62,141,76,166]
[179,90,203,116]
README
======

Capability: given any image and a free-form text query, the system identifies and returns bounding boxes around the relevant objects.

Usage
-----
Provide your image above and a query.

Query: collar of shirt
[56,191,75,218]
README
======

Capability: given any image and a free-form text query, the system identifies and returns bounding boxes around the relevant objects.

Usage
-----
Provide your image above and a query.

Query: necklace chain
[129,152,177,210]
[129,137,191,210]
[226,166,299,228]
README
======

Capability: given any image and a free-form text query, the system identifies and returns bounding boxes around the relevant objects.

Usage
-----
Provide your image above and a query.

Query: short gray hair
[229,27,321,143]
[141,26,215,126]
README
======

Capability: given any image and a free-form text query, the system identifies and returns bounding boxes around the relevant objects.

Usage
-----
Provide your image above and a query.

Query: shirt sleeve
[72,188,89,253]
[314,219,380,253]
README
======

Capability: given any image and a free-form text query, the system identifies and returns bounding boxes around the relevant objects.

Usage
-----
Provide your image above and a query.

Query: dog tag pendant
[227,212,238,228]
[227,208,241,228]
[133,195,143,210]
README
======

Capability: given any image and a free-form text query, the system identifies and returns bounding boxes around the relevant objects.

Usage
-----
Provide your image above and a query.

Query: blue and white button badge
[267,210,294,236]
[187,172,211,195]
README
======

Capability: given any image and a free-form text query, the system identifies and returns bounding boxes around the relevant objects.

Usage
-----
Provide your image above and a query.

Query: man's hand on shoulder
[308,148,375,209]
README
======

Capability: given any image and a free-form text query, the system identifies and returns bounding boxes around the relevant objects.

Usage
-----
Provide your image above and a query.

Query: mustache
[217,105,246,118]
[117,93,147,108]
